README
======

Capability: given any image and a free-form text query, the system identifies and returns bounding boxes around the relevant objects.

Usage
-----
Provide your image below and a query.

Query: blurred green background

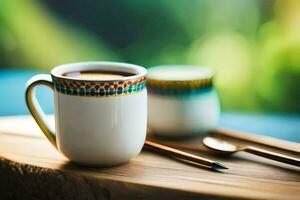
[0,0,299,113]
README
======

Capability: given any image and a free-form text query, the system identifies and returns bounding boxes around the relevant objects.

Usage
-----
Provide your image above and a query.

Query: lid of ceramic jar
[147,65,214,89]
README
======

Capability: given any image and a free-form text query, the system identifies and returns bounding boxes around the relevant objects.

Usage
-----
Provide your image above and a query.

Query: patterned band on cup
[147,85,213,97]
[52,76,146,97]
[147,77,212,90]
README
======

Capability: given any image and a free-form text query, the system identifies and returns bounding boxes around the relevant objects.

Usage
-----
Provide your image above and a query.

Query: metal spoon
[202,137,300,167]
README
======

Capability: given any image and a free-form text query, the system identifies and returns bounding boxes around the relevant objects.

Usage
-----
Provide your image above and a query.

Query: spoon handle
[244,146,300,167]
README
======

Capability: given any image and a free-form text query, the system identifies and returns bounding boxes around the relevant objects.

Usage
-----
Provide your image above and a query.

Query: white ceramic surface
[55,90,147,165]
[26,62,147,166]
[148,89,220,136]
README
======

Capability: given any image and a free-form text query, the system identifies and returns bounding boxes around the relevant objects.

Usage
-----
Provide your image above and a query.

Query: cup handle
[25,74,57,148]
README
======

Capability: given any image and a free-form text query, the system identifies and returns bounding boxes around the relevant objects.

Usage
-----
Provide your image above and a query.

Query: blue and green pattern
[148,86,213,97]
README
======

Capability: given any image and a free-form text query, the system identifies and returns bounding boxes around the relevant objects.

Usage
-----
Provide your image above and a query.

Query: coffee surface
[63,71,134,80]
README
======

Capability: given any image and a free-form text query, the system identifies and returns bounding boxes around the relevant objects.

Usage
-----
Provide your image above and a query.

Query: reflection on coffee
[63,70,135,80]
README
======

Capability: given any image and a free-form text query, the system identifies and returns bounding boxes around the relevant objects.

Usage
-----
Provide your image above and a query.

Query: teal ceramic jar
[147,65,221,137]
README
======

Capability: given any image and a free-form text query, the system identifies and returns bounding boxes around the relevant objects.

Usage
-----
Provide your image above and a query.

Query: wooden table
[0,116,300,200]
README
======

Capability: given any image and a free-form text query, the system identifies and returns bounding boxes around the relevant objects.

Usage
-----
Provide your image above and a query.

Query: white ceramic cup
[25,62,147,166]
[147,65,220,137]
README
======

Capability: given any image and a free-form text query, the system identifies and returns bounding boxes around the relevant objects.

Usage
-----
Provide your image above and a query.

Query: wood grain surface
[0,116,300,200]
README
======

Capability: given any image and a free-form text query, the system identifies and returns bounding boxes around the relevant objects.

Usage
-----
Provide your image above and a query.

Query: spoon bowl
[202,137,242,155]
